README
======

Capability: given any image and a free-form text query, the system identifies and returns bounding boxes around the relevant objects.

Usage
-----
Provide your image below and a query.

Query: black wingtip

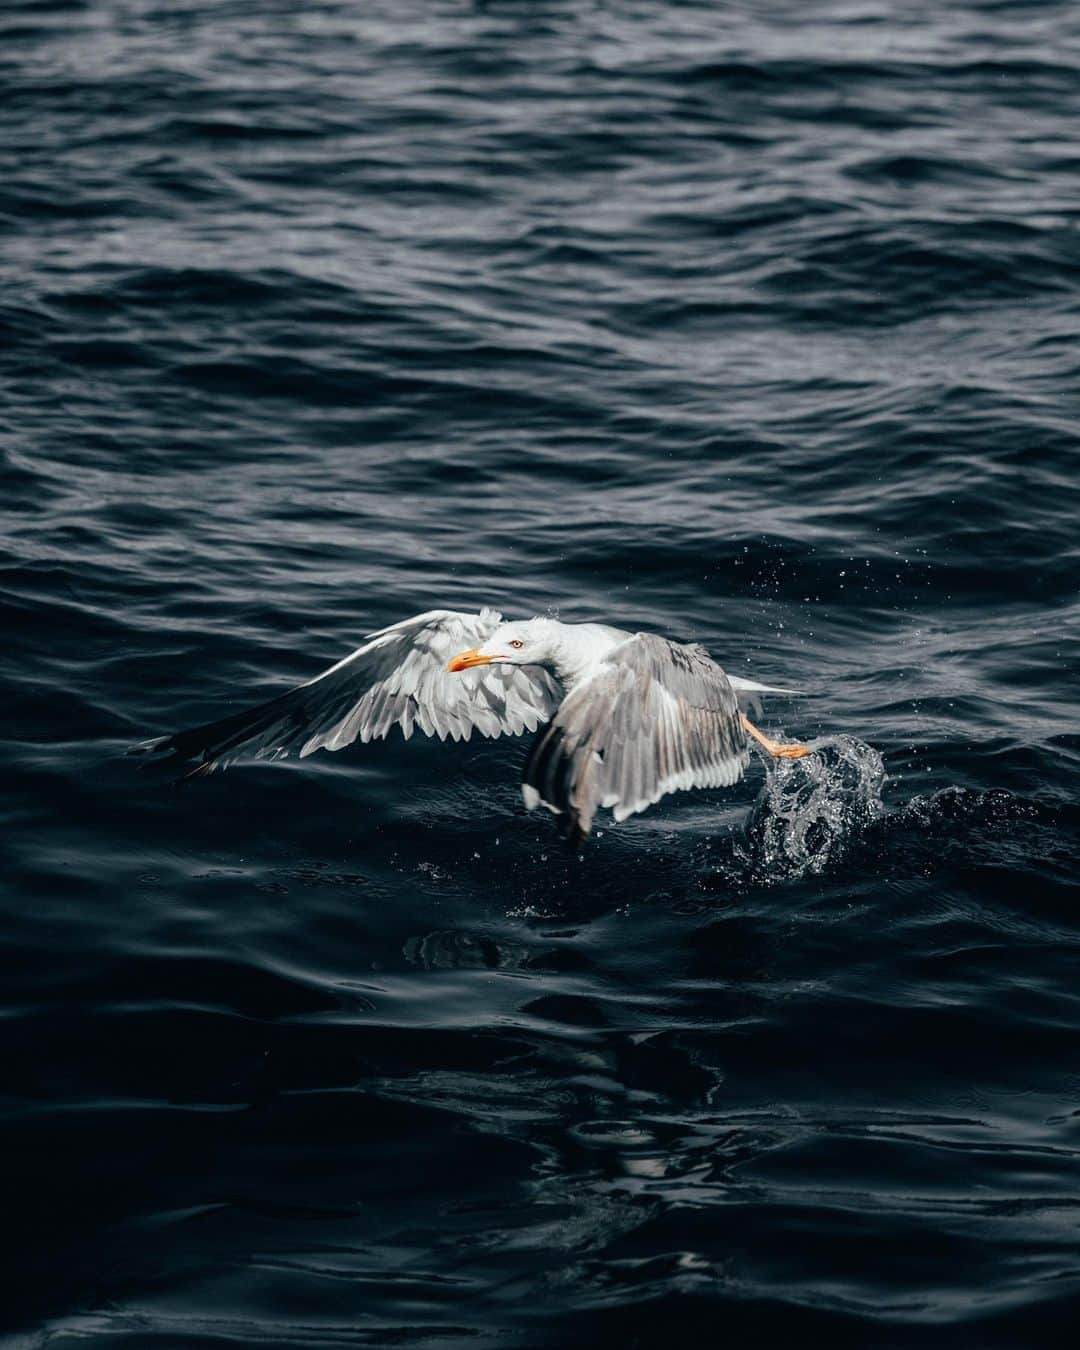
[127,735,181,775]
[126,732,222,783]
[127,735,170,758]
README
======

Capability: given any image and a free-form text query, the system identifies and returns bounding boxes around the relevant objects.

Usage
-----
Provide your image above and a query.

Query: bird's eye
[508,639,525,649]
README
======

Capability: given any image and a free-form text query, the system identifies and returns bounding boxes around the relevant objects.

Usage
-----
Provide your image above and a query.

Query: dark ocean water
[3,0,1080,1344]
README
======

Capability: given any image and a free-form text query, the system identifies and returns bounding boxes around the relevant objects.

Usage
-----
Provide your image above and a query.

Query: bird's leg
[741,713,811,759]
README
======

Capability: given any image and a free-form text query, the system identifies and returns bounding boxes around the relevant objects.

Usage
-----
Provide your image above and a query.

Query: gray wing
[134,608,561,776]
[522,632,749,840]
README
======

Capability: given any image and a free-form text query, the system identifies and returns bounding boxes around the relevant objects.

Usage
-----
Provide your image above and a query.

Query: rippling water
[4,1,1080,1344]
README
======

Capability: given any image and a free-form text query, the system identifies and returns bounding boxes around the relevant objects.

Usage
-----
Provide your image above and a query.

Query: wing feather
[133,608,561,775]
[521,632,749,840]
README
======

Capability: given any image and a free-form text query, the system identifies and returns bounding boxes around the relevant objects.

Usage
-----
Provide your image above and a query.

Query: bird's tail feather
[726,676,804,696]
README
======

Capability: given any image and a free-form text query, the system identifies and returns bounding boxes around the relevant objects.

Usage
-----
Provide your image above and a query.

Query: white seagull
[135,608,809,842]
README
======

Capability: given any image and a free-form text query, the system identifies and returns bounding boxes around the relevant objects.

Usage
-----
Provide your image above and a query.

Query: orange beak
[447,647,494,672]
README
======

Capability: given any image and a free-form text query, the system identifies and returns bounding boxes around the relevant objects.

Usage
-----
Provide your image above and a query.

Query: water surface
[3,1,1079,1344]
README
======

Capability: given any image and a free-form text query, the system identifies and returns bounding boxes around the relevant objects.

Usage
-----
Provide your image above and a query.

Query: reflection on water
[404,928,528,971]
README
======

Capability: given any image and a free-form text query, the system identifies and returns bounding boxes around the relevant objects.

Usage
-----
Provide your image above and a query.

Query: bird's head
[448,619,558,672]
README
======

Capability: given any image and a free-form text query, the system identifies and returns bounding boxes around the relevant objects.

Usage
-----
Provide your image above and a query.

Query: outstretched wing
[133,607,561,776]
[521,632,749,841]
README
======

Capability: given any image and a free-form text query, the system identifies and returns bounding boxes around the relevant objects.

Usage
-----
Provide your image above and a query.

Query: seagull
[134,608,809,842]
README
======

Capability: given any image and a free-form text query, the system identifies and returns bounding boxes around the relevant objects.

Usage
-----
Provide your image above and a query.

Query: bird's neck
[548,623,624,691]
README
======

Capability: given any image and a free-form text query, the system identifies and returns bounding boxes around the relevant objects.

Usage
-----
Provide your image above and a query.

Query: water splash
[738,734,887,881]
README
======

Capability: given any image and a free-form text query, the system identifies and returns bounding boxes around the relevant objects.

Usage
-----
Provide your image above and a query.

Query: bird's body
[134,608,809,841]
